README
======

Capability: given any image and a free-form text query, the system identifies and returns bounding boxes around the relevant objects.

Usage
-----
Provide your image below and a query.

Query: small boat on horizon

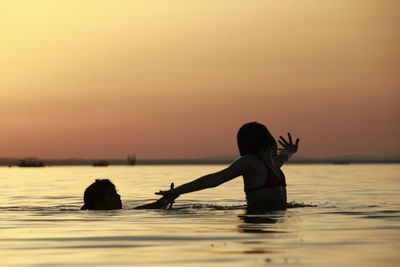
[18,158,45,167]
[92,160,109,167]
[332,161,351,165]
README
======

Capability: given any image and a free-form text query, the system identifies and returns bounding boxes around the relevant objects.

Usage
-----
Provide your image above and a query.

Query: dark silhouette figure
[156,122,299,213]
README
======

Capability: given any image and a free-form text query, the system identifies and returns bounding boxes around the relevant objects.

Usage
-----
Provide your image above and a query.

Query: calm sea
[0,164,399,266]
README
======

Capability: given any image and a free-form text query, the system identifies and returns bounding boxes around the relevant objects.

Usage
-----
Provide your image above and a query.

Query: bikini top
[245,155,286,194]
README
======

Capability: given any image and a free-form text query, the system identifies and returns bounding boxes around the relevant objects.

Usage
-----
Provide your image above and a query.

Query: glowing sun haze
[0,0,399,159]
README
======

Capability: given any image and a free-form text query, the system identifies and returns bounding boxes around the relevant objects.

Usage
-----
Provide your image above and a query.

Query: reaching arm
[134,183,175,209]
[156,157,248,199]
[133,197,170,209]
[274,132,299,168]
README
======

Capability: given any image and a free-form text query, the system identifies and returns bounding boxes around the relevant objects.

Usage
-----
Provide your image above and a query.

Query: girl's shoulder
[239,153,260,163]
[235,154,263,173]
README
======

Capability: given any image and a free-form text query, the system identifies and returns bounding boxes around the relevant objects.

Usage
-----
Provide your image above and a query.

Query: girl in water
[156,122,299,212]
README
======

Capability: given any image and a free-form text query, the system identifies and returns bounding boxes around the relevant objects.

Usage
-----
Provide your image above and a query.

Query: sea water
[0,164,399,266]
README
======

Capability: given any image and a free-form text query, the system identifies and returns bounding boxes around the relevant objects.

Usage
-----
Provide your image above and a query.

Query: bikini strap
[255,153,286,187]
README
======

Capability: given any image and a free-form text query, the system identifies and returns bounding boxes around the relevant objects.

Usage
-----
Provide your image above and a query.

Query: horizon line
[0,155,399,166]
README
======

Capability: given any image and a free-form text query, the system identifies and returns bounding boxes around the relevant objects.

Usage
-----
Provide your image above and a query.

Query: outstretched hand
[278,133,299,155]
[156,182,180,209]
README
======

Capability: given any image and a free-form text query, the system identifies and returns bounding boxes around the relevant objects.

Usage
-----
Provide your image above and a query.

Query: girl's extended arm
[133,197,169,209]
[134,183,175,209]
[156,157,248,198]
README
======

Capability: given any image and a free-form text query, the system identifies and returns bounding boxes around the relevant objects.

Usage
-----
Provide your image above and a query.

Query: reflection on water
[238,213,281,234]
[0,164,399,266]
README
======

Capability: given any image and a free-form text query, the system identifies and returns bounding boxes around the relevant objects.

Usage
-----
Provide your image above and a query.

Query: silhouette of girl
[156,122,299,212]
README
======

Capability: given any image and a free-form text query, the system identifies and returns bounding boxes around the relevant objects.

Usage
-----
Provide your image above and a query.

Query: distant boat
[332,161,350,165]
[18,158,45,167]
[92,160,109,167]
[127,155,136,165]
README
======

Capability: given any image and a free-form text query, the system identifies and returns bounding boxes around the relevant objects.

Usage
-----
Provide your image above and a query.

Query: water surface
[0,164,399,266]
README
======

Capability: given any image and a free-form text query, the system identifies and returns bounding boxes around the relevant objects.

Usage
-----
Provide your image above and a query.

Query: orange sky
[0,0,399,159]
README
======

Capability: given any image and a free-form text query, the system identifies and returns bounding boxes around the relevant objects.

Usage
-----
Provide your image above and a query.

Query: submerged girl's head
[237,122,277,156]
[81,179,122,210]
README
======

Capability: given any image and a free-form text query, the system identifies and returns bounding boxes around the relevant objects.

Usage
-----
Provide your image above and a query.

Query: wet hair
[81,179,116,210]
[237,122,276,156]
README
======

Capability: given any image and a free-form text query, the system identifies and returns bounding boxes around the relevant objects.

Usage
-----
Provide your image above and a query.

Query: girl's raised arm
[275,132,300,167]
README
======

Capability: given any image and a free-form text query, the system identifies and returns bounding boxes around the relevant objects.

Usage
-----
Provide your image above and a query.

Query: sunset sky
[0,1,399,159]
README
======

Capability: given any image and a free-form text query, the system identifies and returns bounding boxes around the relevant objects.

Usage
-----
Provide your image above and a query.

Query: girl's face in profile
[262,139,278,158]
[270,141,278,157]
